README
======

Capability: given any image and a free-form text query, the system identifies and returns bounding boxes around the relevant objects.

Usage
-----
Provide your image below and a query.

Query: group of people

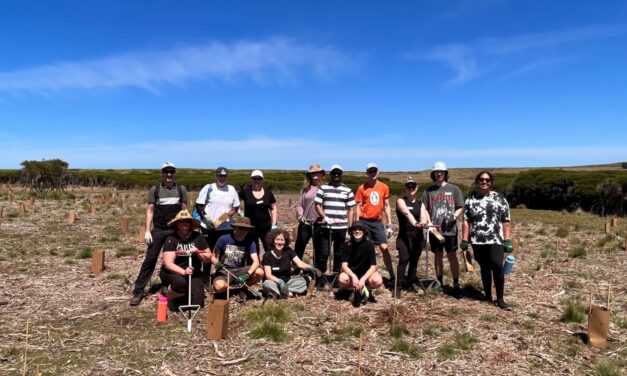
[129,160,514,311]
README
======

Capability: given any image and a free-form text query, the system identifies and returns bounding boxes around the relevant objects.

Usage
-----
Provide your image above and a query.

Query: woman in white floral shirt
[461,171,513,310]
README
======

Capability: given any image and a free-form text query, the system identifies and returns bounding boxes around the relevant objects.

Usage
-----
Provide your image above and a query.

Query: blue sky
[1,0,626,171]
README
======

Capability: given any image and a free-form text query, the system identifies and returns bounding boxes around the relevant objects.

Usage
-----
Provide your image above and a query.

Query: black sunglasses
[252,177,263,181]
[478,178,492,183]
[405,184,417,189]
[162,169,176,174]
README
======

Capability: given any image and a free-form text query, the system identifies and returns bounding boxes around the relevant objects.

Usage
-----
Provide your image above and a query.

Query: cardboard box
[206,299,229,340]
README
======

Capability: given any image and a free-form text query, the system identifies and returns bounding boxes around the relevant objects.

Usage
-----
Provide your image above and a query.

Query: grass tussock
[389,323,409,338]
[560,298,587,323]
[390,338,421,358]
[116,246,136,258]
[568,246,587,259]
[245,302,293,342]
[438,331,477,359]
[555,226,569,238]
[594,360,623,376]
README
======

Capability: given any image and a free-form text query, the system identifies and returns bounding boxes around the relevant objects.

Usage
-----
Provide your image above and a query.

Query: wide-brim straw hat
[232,216,255,229]
[168,210,201,229]
[307,163,325,174]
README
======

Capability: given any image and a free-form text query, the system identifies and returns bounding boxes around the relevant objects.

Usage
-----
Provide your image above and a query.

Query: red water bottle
[157,294,168,323]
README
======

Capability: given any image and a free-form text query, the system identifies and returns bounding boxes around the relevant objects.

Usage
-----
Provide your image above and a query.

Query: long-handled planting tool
[175,250,206,333]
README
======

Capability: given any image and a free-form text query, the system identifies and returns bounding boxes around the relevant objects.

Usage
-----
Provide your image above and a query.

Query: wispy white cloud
[1,136,625,170]
[418,24,626,84]
[0,37,353,94]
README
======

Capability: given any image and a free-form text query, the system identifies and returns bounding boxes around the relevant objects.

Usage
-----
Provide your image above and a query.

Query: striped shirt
[315,183,356,229]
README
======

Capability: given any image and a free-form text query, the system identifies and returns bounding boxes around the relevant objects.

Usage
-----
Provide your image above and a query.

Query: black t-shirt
[261,247,297,282]
[396,196,422,234]
[161,231,208,276]
[241,187,276,228]
[340,240,376,278]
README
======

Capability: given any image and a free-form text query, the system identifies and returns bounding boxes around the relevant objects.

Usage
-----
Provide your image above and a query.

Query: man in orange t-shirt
[355,163,395,287]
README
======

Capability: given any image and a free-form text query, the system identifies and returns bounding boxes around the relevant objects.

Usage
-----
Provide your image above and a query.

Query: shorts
[359,219,387,245]
[213,266,250,284]
[429,234,457,253]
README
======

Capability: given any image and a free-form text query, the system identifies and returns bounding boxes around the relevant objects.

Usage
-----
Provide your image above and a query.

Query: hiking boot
[351,289,363,307]
[453,284,463,299]
[280,283,289,299]
[129,291,145,306]
[367,289,377,303]
[316,279,327,291]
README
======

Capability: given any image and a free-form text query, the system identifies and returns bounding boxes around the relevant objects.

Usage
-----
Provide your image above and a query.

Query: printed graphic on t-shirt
[223,244,246,268]
[464,192,510,244]
[369,191,380,205]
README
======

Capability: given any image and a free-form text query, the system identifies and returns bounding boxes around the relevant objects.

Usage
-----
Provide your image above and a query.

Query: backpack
[192,183,214,221]
[153,184,184,205]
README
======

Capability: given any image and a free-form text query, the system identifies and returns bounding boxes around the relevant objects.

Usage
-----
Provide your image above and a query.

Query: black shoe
[351,289,363,307]
[367,289,377,303]
[280,283,289,298]
[316,279,327,291]
[497,299,511,310]
[392,287,402,299]
[453,284,463,299]
[129,291,144,306]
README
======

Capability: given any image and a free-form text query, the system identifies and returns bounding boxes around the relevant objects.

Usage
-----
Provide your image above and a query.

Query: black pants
[133,227,173,294]
[159,269,205,310]
[250,225,271,254]
[294,222,319,260]
[473,244,505,300]
[316,227,347,274]
[396,232,423,286]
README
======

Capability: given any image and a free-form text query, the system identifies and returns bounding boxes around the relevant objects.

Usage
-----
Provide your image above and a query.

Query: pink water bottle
[157,294,168,323]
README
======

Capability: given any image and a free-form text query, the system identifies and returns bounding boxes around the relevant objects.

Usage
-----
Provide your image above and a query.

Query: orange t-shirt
[356,180,389,220]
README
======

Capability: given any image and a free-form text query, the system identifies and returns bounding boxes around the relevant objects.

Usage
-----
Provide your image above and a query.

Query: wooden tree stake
[119,218,129,234]
[91,249,105,273]
[90,203,97,215]
[22,319,29,376]
[67,211,76,225]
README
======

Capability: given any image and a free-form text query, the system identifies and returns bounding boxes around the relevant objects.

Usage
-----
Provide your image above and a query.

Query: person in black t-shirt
[261,229,321,298]
[337,221,383,306]
[159,210,211,311]
[240,169,277,253]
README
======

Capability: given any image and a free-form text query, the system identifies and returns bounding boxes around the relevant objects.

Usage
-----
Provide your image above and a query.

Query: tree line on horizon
[2,159,626,216]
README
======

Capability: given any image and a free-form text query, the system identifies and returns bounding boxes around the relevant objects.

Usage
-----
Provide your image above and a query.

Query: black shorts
[360,219,387,245]
[213,266,250,284]
[429,234,457,253]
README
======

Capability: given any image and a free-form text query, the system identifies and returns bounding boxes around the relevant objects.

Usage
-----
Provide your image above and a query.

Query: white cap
[432,161,447,172]
[366,162,379,170]
[251,169,264,178]
[330,164,343,172]
[161,162,176,170]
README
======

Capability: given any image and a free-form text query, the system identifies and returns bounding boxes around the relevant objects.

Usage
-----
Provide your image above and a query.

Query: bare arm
[419,204,429,226]
[247,253,260,275]
[292,255,310,270]
[270,203,278,225]
[315,202,325,218]
[263,265,280,283]
[163,252,190,276]
[145,204,155,232]
[503,221,512,240]
[462,220,470,241]
[384,198,392,226]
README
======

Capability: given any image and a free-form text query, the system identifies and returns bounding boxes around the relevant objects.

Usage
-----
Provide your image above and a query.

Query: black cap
[216,167,228,176]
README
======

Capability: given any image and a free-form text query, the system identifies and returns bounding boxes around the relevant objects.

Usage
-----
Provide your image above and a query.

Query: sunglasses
[331,171,342,176]
[478,178,492,183]
[367,169,378,174]
[162,169,176,174]
[405,184,417,189]
[252,177,263,181]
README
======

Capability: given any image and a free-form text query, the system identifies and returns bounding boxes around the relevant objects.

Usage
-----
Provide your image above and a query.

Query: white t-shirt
[196,183,240,229]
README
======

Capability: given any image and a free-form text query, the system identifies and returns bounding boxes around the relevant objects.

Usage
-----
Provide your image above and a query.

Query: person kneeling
[262,229,322,299]
[159,210,212,311]
[337,221,383,307]
[211,217,264,298]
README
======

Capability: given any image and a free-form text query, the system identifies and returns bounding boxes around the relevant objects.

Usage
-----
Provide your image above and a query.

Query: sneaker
[351,289,363,307]
[367,289,377,303]
[129,291,144,306]
[497,299,511,311]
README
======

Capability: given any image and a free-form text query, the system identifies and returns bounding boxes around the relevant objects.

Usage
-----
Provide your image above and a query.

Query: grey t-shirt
[421,183,464,236]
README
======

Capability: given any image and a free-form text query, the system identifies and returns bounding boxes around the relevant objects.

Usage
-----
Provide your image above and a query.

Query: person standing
[355,163,395,285]
[240,169,277,253]
[130,162,188,306]
[195,167,240,248]
[293,163,325,260]
[394,177,429,297]
[314,164,355,289]
[421,161,463,297]
[461,171,513,310]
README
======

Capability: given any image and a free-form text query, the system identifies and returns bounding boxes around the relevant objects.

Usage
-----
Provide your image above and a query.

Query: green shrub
[76,247,92,259]
[116,246,136,258]
[389,324,409,338]
[249,322,289,342]
[390,338,421,358]
[594,360,623,376]
[568,246,587,258]
[555,226,569,238]
[423,324,442,337]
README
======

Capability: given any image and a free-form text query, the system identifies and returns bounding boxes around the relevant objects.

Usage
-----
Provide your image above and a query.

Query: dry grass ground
[0,186,626,375]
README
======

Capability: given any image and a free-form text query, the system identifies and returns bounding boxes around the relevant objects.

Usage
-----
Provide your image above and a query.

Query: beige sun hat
[168,210,201,229]
[307,163,325,174]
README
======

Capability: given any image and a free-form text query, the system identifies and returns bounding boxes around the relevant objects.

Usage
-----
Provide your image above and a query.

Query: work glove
[203,215,214,229]
[237,272,250,285]
[144,231,153,246]
[307,265,323,278]
[460,240,469,251]
[214,262,224,272]
[323,216,334,225]
[272,223,278,230]
[385,224,393,239]
[427,222,436,233]
[345,231,351,241]
[503,240,513,253]
[298,216,307,224]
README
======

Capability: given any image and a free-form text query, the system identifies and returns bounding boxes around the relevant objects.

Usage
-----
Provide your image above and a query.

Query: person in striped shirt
[314,164,356,289]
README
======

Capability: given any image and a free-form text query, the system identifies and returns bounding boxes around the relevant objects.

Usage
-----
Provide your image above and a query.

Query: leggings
[472,244,505,300]
[294,222,319,260]
[396,232,423,285]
